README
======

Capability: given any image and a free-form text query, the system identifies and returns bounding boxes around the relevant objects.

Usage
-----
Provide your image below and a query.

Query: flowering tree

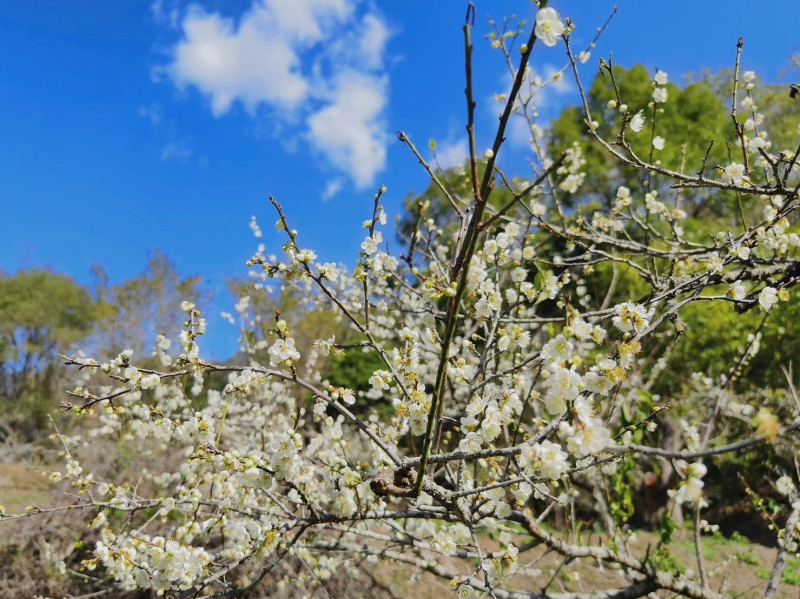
[6,3,800,598]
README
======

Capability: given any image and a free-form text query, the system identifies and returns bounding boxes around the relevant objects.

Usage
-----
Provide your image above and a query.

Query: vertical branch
[363,186,387,330]
[464,3,480,210]
[730,38,750,172]
[765,489,800,599]
[693,503,708,592]
[415,3,544,494]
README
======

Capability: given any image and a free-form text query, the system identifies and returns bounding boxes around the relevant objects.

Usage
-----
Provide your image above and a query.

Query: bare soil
[0,462,52,515]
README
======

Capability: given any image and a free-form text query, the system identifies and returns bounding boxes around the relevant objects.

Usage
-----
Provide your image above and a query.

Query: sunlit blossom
[629,110,646,132]
[534,7,565,47]
[758,286,779,311]
[721,162,746,185]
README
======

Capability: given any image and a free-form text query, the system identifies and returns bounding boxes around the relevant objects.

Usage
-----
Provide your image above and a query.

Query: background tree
[89,250,206,359]
[549,64,733,211]
[0,270,101,438]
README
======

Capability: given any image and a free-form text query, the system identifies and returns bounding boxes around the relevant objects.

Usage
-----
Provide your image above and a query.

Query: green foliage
[549,64,733,209]
[609,456,636,523]
[658,511,677,547]
[0,270,101,438]
[752,559,800,585]
[0,269,97,358]
[610,392,657,524]
[783,559,800,586]
[735,547,760,566]
[547,65,800,396]
[325,348,393,419]
[647,546,684,577]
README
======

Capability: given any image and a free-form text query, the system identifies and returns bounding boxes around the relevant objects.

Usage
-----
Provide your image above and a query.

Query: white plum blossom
[431,531,457,556]
[268,338,300,366]
[457,583,475,599]
[629,111,646,132]
[567,421,611,456]
[776,475,796,498]
[459,431,483,452]
[654,70,669,85]
[543,365,581,414]
[312,335,336,356]
[361,231,382,255]
[705,251,723,274]
[140,373,160,390]
[612,302,653,333]
[674,461,708,505]
[156,334,171,351]
[615,186,632,208]
[249,215,262,238]
[735,245,751,260]
[369,369,392,391]
[317,262,339,281]
[534,7,565,47]
[522,440,569,480]
[758,286,779,311]
[722,162,746,185]
[124,366,142,386]
[540,334,573,364]
[730,280,746,300]
[653,87,668,103]
[652,136,665,150]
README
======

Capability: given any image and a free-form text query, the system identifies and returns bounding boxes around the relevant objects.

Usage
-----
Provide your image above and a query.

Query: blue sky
[1,0,798,359]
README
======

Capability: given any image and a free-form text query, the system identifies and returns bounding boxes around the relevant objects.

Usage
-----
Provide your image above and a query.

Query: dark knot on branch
[369,464,419,498]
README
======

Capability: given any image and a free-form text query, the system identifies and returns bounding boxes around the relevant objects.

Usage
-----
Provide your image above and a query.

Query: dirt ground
[0,462,52,515]
[370,523,799,598]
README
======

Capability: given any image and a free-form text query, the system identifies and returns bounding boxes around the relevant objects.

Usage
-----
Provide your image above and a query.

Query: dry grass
[0,462,53,515]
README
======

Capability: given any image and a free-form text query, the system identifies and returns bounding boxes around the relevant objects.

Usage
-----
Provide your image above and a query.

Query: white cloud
[307,71,388,188]
[321,179,343,200]
[433,139,469,172]
[169,7,309,115]
[359,14,391,68]
[160,0,392,188]
[262,0,352,43]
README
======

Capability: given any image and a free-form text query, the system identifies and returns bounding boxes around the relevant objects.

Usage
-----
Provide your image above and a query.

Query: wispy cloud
[432,138,469,172]
[161,139,194,163]
[151,0,181,29]
[138,102,163,125]
[158,0,393,189]
[321,179,343,200]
